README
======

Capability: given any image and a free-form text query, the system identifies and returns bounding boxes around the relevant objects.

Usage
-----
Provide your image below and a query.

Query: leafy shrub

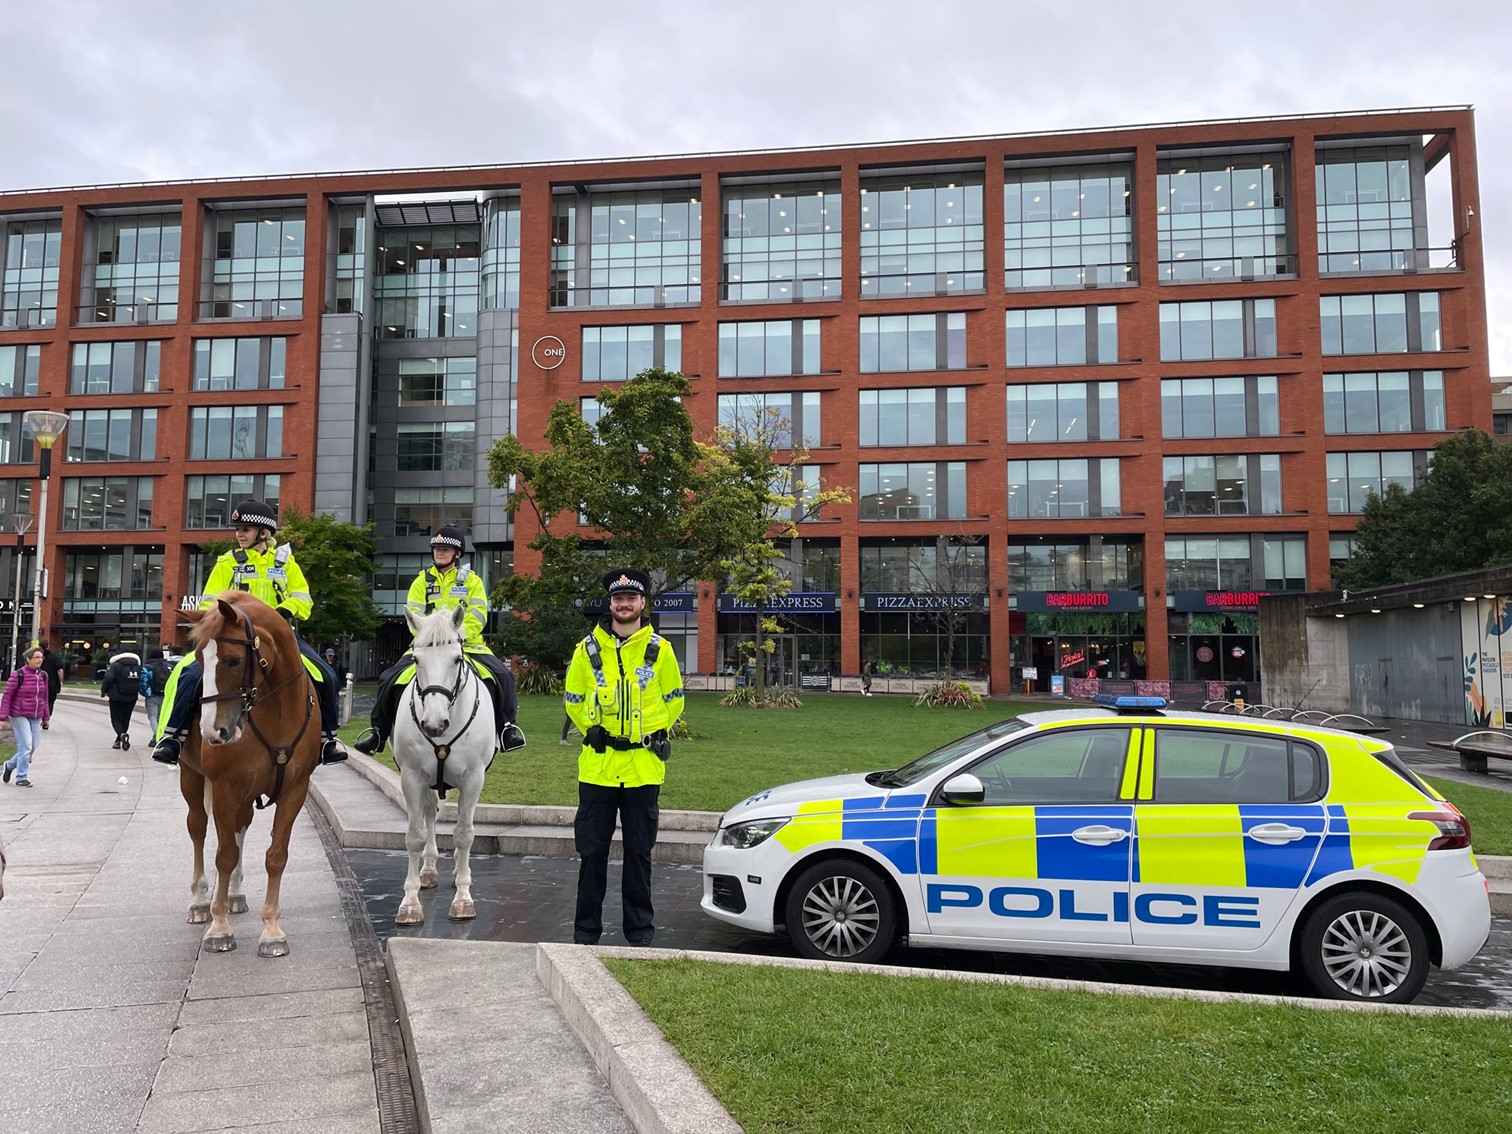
[764,686,804,709]
[513,661,564,696]
[671,717,694,740]
[719,686,804,709]
[914,681,984,709]
[720,686,759,707]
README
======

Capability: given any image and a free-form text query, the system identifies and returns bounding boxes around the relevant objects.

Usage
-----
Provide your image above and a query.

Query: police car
[701,696,1491,1003]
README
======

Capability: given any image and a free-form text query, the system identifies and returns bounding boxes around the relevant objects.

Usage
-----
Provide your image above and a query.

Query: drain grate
[308,800,423,1134]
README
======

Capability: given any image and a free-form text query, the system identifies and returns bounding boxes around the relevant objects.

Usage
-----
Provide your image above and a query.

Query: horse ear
[217,597,238,623]
[405,607,422,637]
[451,603,467,631]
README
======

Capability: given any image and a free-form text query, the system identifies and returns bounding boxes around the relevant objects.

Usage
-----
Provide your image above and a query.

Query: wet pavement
[347,848,1512,1011]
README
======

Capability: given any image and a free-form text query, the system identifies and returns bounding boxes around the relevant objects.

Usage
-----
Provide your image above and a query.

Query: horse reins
[408,645,483,798]
[199,603,316,809]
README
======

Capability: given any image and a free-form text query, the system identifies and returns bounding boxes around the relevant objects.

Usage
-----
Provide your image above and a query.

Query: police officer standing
[564,569,683,946]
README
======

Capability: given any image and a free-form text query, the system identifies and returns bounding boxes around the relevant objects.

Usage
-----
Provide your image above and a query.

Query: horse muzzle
[204,724,245,746]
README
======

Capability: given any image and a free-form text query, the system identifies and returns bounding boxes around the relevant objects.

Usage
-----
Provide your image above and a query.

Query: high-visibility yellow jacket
[564,620,684,787]
[201,543,311,621]
[406,563,491,652]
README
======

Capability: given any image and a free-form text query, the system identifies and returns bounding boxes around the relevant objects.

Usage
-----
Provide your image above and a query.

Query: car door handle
[1246,823,1308,844]
[1072,825,1129,845]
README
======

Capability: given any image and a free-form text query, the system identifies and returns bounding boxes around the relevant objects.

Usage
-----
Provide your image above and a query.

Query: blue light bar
[1092,694,1168,711]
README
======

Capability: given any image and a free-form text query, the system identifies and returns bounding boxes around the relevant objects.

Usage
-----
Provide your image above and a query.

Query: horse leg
[181,767,211,924]
[396,769,433,925]
[202,782,243,952]
[257,778,309,958]
[448,768,482,921]
[418,785,440,891]
[227,797,254,915]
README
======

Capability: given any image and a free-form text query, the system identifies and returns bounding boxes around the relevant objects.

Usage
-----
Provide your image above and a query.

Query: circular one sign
[531,335,566,370]
[1195,645,1215,663]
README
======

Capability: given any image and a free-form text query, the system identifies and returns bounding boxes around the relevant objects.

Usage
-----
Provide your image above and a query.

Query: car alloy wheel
[1300,891,1429,1003]
[784,859,896,965]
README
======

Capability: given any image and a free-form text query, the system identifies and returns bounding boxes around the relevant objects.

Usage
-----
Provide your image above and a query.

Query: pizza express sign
[861,593,988,612]
[718,592,838,613]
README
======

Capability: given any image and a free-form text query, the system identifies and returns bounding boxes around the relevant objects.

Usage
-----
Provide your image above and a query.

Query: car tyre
[784,858,896,965]
[1299,890,1430,1004]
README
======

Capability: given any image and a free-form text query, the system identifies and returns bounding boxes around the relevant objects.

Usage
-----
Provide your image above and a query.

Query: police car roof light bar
[1092,694,1167,714]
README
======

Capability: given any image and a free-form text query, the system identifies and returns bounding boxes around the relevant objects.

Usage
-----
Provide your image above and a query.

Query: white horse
[392,604,496,925]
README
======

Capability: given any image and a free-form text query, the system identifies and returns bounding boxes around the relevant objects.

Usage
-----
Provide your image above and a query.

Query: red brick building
[0,107,1489,694]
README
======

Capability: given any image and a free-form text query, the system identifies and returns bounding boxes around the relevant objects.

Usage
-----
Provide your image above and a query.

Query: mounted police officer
[353,525,522,757]
[564,568,684,946]
[151,499,345,766]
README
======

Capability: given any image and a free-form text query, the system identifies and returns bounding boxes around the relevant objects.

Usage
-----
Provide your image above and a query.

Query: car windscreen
[878,717,1032,787]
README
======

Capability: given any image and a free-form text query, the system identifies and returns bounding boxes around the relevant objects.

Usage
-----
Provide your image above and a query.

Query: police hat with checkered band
[602,568,650,597]
[430,525,467,554]
[229,499,278,534]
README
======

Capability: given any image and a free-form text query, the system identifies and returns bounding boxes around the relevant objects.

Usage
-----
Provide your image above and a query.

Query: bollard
[340,673,354,725]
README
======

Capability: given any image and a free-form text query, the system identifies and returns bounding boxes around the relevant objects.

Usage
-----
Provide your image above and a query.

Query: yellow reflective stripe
[1137,729,1156,800]
[934,807,1037,878]
[774,799,843,853]
[1323,739,1425,804]
[1340,805,1428,885]
[1118,729,1142,800]
[1136,805,1246,885]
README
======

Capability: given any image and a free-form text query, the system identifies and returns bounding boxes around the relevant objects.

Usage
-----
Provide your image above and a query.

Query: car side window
[969,727,1130,804]
[1153,729,1305,803]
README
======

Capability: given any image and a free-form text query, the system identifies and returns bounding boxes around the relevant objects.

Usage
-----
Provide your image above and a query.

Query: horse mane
[412,608,463,650]
[188,592,238,649]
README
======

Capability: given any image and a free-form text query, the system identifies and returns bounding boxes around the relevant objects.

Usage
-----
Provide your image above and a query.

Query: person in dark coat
[100,651,141,750]
[39,638,64,718]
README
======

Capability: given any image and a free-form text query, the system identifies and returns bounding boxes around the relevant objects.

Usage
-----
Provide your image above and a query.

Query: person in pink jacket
[2,646,53,788]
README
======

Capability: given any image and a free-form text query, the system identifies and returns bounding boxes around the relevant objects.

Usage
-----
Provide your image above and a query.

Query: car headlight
[717,817,790,849]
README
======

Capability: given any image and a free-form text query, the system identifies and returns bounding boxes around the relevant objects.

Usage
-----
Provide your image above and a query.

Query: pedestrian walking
[39,637,64,720]
[140,647,172,737]
[101,651,141,749]
[563,568,684,946]
[2,646,52,787]
[861,659,874,696]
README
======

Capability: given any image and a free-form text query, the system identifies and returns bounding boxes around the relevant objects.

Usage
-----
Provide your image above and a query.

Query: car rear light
[1408,808,1472,851]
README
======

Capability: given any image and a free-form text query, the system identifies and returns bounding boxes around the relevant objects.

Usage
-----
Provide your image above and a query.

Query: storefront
[1012,590,1146,689]
[716,592,839,689]
[1166,589,1270,684]
[858,592,989,681]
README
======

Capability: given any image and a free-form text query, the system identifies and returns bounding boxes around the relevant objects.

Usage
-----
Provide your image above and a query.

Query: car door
[1131,725,1326,951]
[921,725,1136,946]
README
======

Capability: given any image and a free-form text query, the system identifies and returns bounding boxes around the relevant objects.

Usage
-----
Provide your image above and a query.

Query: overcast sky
[5,0,1510,374]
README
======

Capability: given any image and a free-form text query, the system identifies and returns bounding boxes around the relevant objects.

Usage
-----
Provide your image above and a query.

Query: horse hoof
[418,871,439,890]
[395,903,425,926]
[448,899,476,921]
[257,938,289,959]
[203,932,237,953]
[228,894,249,915]
[187,905,211,924]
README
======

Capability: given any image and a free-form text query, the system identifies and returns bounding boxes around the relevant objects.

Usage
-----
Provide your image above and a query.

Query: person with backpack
[100,650,141,750]
[140,647,171,736]
[563,568,684,947]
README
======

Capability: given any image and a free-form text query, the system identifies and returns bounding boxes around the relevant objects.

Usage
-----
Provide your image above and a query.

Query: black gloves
[584,725,609,753]
[276,607,295,624]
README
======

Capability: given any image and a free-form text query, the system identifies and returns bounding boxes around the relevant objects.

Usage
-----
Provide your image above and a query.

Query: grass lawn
[339,693,1512,850]
[339,691,1029,813]
[607,957,1512,1134]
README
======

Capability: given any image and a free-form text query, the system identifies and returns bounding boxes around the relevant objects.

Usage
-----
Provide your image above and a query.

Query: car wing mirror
[940,772,985,805]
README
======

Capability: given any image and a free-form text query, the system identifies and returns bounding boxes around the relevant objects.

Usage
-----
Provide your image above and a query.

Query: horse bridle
[408,641,483,798]
[199,602,315,808]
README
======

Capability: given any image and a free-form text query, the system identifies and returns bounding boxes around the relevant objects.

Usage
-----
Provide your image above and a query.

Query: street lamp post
[5,512,34,677]
[23,410,69,653]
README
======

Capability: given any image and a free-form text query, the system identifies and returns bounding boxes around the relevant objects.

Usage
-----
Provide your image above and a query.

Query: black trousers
[108,698,136,736]
[573,781,659,945]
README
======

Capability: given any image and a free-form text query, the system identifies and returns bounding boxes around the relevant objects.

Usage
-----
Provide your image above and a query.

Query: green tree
[487,368,767,659]
[715,404,850,701]
[196,507,381,648]
[1336,429,1512,589]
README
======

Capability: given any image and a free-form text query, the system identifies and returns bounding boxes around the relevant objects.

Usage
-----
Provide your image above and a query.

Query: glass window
[1159,299,1276,361]
[1316,145,1419,273]
[205,206,305,320]
[970,728,1131,804]
[2,218,62,328]
[1005,305,1118,367]
[1157,151,1289,280]
[858,462,967,521]
[859,313,966,372]
[1154,730,1311,803]
[1163,454,1281,516]
[395,421,476,472]
[1326,450,1423,512]
[718,391,821,448]
[84,212,181,322]
[184,474,281,529]
[718,319,820,377]
[1008,458,1122,518]
[1262,536,1307,590]
[1160,376,1278,438]
[1005,160,1134,288]
[481,196,521,310]
[860,387,965,446]
[373,224,481,339]
[61,477,154,530]
[397,357,477,406]
[1322,370,1445,434]
[1320,292,1440,354]
[394,485,473,537]
[722,180,841,301]
[860,170,984,297]
[581,324,682,382]
[1165,536,1256,591]
[1007,381,1119,442]
[0,344,41,397]
[187,406,283,460]
[65,409,157,462]
[191,337,287,390]
[551,186,701,307]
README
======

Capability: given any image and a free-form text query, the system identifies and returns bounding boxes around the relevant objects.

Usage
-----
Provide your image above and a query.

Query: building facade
[0,107,1490,693]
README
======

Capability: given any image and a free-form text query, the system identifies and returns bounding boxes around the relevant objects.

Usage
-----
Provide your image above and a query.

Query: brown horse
[179,591,321,957]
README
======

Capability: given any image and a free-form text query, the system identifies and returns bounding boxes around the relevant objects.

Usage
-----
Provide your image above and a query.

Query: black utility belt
[599,735,642,751]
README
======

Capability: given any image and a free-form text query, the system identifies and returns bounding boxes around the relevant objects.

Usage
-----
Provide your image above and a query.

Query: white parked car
[701,697,1491,1003]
